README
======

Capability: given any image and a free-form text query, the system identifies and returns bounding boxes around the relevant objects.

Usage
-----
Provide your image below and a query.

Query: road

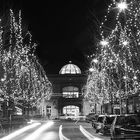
[0,120,110,140]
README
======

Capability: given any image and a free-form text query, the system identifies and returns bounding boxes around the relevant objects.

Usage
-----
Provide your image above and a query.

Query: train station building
[39,62,91,119]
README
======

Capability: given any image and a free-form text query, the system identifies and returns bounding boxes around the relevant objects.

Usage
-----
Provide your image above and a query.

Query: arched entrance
[63,105,79,116]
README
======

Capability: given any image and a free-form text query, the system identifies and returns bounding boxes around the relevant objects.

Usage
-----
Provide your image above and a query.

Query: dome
[59,62,81,74]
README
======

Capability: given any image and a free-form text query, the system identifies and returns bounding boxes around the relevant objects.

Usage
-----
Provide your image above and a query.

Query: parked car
[93,115,106,133]
[86,113,96,123]
[99,115,116,135]
[59,114,66,120]
[110,114,140,140]
[91,115,98,128]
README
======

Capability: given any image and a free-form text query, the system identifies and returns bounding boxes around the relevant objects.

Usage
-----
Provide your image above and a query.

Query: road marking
[0,123,41,140]
[79,125,103,140]
[59,125,70,140]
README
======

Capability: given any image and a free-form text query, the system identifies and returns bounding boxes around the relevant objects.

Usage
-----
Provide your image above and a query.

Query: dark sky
[0,0,111,74]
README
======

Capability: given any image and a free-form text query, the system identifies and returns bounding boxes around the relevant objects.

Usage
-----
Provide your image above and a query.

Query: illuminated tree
[0,10,52,116]
[85,0,140,114]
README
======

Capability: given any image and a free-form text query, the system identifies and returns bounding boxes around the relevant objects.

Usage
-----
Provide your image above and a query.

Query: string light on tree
[85,0,140,114]
[122,40,129,46]
[0,9,52,115]
[100,40,109,46]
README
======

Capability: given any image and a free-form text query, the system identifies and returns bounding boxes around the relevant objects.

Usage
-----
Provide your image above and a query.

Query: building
[39,62,92,119]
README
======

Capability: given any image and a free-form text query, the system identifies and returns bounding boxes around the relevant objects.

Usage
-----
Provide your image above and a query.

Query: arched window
[62,86,79,98]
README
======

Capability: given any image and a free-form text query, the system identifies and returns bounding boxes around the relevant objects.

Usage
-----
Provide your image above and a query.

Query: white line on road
[0,123,41,140]
[79,125,104,140]
[59,125,70,140]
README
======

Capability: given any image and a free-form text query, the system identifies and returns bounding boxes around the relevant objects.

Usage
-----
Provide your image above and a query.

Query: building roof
[59,61,81,74]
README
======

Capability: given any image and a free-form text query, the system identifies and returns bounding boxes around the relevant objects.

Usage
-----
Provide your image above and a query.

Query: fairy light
[100,40,109,46]
[122,40,129,46]
[133,76,137,80]
[89,68,94,72]
[109,59,113,63]
[85,0,140,110]
[93,58,98,63]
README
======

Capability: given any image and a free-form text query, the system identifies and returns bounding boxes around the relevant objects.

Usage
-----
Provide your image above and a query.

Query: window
[62,86,79,98]
[46,106,51,114]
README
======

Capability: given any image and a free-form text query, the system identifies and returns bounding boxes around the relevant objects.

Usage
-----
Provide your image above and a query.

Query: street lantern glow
[100,40,109,46]
[117,1,128,12]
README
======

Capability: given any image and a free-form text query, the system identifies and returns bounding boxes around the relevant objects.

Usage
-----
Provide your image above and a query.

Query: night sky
[0,0,111,74]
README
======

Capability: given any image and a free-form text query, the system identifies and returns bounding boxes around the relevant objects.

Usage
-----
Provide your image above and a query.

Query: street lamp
[117,1,128,12]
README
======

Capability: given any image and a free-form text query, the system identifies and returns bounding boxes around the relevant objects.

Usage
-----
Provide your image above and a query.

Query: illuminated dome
[59,61,81,74]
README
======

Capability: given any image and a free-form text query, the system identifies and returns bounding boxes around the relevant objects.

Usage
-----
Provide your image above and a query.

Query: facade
[101,93,140,115]
[39,62,92,119]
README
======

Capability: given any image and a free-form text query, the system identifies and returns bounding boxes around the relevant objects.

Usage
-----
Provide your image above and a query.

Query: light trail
[0,123,41,140]
[23,121,54,140]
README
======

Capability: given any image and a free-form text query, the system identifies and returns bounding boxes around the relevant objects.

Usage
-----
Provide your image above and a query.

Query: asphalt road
[0,120,110,140]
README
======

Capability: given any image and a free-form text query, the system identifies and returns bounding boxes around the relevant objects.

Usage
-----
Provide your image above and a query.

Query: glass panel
[59,64,81,74]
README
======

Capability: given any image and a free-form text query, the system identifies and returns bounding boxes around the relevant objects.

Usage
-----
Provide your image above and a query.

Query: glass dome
[59,62,81,74]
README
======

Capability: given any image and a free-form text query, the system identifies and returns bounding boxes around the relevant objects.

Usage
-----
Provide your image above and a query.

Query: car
[93,114,115,135]
[99,115,116,135]
[110,114,140,140]
[93,115,106,133]
[91,115,98,128]
[86,113,96,123]
[59,114,66,120]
